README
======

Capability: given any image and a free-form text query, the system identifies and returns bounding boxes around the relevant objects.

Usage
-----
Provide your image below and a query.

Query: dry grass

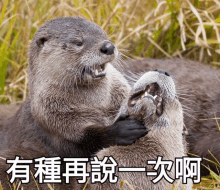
[0,0,220,189]
[0,0,220,103]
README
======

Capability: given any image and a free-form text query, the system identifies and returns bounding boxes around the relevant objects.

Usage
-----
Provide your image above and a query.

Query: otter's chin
[128,82,163,116]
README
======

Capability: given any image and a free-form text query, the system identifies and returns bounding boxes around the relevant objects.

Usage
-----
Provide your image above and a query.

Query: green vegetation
[0,0,220,103]
[0,0,220,189]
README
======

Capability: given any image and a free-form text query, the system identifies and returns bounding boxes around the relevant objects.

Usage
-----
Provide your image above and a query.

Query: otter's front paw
[110,118,148,146]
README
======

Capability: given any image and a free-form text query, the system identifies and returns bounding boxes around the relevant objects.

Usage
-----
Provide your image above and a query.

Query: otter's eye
[75,42,83,46]
[36,37,48,47]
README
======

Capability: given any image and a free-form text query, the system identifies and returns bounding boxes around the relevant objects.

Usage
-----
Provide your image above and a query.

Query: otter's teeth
[95,69,98,76]
[141,91,148,99]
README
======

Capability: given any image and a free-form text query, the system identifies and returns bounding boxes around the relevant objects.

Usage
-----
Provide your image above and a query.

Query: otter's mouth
[85,63,107,78]
[128,83,163,116]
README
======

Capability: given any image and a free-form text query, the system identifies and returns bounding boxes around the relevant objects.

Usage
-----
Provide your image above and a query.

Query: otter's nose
[100,41,115,55]
[154,69,170,76]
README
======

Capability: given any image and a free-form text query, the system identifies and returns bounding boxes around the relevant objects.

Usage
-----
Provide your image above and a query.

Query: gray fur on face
[29,17,118,92]
[129,71,177,128]
[133,71,176,102]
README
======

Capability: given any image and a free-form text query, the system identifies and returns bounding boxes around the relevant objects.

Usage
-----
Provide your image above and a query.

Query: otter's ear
[36,37,48,47]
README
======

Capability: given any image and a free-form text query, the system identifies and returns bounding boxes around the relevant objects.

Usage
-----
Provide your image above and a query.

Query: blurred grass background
[0,0,220,189]
[1,0,220,104]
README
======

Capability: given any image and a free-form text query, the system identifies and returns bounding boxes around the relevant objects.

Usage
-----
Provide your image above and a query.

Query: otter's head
[28,17,118,95]
[128,69,183,129]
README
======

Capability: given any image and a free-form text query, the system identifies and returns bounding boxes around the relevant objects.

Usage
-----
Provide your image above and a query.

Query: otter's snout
[100,41,115,55]
[154,69,170,76]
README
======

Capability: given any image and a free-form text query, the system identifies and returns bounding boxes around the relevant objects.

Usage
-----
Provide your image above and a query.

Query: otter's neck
[147,107,185,159]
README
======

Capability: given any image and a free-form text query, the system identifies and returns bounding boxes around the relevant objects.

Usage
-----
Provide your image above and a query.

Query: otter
[0,17,148,189]
[87,69,192,190]
[126,58,220,176]
[0,104,19,121]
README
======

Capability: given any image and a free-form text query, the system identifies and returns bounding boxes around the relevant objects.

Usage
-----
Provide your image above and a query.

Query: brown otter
[88,69,192,190]
[0,17,148,189]
[126,58,220,176]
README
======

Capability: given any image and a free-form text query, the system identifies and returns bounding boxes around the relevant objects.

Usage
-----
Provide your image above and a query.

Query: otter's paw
[110,118,148,146]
